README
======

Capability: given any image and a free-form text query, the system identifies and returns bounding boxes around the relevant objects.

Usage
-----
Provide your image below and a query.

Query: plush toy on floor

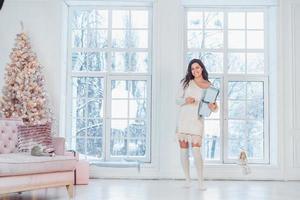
[238,150,251,175]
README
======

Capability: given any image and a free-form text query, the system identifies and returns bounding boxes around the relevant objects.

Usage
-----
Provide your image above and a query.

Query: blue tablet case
[198,86,220,117]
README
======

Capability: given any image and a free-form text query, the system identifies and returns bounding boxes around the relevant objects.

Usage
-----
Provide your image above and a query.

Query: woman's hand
[185,97,196,104]
[208,102,218,112]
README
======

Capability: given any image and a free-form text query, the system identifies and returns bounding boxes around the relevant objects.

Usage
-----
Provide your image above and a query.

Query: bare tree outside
[69,8,150,161]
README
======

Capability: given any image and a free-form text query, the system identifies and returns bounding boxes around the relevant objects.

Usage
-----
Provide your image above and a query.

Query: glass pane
[205,120,220,137]
[247,31,264,49]
[204,12,224,29]
[129,80,147,98]
[72,119,86,137]
[247,120,264,159]
[202,52,223,73]
[87,99,103,118]
[129,99,147,119]
[72,30,108,48]
[187,11,203,29]
[72,10,89,28]
[228,82,246,100]
[247,120,263,141]
[112,30,130,48]
[204,136,220,160]
[228,31,245,49]
[111,52,131,72]
[228,139,247,159]
[128,120,146,138]
[204,30,223,49]
[87,77,104,98]
[187,31,203,48]
[228,53,245,73]
[247,53,264,74]
[110,120,128,156]
[228,100,246,119]
[89,30,108,48]
[87,119,103,137]
[111,80,128,98]
[131,10,148,28]
[75,138,86,155]
[247,12,264,29]
[131,52,149,72]
[89,10,108,28]
[247,82,264,100]
[228,12,245,29]
[72,77,86,98]
[72,52,107,71]
[87,138,102,159]
[111,120,128,138]
[72,98,86,118]
[131,30,148,48]
[228,120,246,140]
[112,10,130,28]
[111,119,128,156]
[247,139,263,159]
[111,138,127,156]
[247,100,264,120]
[112,100,128,118]
[128,139,146,156]
[72,10,108,28]
[186,52,204,63]
[72,30,87,48]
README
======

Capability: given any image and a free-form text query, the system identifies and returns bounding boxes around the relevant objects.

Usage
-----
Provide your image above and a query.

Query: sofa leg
[66,184,74,198]
[2,194,8,200]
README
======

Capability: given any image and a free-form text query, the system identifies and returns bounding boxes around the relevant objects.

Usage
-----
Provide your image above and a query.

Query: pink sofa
[0,119,76,198]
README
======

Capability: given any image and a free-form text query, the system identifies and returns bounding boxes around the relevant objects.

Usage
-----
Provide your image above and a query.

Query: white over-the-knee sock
[180,148,191,185]
[192,147,206,190]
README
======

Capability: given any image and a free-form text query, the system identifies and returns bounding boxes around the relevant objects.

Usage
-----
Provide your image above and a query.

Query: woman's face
[191,63,203,78]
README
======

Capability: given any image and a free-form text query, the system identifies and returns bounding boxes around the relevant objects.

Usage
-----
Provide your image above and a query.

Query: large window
[67,6,152,162]
[185,9,269,163]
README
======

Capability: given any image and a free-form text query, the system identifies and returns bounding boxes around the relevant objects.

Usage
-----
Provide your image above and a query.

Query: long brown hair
[181,58,209,89]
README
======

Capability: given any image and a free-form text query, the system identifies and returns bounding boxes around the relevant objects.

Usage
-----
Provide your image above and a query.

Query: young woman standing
[176,58,218,190]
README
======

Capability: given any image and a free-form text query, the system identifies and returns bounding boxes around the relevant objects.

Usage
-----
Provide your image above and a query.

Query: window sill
[90,160,143,171]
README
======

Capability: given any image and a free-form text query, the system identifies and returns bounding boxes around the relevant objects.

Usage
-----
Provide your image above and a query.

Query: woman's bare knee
[192,143,201,148]
[179,141,189,148]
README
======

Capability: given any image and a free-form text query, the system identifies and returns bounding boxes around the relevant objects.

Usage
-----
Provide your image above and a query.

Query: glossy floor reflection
[1,179,300,200]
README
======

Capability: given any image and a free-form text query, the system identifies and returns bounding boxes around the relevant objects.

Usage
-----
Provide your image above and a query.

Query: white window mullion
[222,11,228,163]
[245,11,248,73]
[104,8,112,161]
[223,75,230,163]
[263,77,270,163]
[105,76,112,161]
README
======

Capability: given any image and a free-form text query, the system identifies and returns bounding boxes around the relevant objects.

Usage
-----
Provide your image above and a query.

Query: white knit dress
[176,80,205,142]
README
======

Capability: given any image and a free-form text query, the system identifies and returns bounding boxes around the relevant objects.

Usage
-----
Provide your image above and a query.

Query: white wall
[279,0,300,180]
[0,0,299,180]
[0,0,62,133]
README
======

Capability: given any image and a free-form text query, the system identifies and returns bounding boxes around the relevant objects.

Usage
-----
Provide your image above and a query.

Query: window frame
[106,75,152,162]
[184,7,270,164]
[66,5,153,163]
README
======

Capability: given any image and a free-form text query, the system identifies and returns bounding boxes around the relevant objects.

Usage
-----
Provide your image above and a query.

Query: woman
[176,58,218,190]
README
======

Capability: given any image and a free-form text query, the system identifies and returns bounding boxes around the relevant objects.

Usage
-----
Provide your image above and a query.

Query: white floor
[1,179,300,200]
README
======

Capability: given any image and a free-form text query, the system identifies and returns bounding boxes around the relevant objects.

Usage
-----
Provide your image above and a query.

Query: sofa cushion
[17,123,54,153]
[0,153,76,177]
[0,118,23,154]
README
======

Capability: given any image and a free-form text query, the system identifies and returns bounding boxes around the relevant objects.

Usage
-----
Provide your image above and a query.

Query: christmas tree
[0,32,53,125]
